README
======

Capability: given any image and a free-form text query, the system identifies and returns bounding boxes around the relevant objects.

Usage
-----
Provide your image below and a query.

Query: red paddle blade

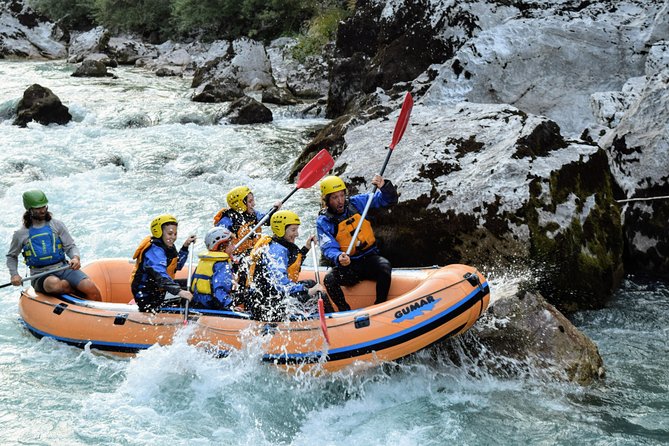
[296,149,335,189]
[389,92,414,150]
[318,297,331,344]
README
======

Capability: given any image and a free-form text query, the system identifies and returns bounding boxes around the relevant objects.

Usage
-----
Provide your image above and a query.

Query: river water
[0,61,667,445]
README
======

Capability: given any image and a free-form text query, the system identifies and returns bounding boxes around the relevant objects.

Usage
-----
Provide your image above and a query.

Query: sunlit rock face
[267,37,330,99]
[67,27,109,63]
[327,102,623,312]
[105,36,158,65]
[0,0,66,59]
[192,38,274,93]
[328,0,665,137]
[597,41,669,278]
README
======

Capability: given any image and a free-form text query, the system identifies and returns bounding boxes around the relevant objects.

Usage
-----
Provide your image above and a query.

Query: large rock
[456,290,605,385]
[0,0,67,59]
[13,83,71,127]
[219,96,272,125]
[192,79,244,103]
[192,38,274,93]
[327,0,665,139]
[105,35,157,65]
[421,6,657,136]
[318,102,623,312]
[267,37,329,99]
[327,0,468,117]
[597,41,669,278]
[71,59,113,77]
[67,26,110,63]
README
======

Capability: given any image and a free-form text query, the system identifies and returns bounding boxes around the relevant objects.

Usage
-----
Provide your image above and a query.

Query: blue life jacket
[22,224,65,267]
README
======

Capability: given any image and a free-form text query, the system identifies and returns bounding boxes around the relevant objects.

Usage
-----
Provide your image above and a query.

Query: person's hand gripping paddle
[346,92,414,256]
[233,149,335,251]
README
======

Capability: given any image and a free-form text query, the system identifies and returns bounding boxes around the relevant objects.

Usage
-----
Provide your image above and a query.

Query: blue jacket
[316,181,398,266]
[216,209,265,233]
[255,239,307,296]
[131,239,188,311]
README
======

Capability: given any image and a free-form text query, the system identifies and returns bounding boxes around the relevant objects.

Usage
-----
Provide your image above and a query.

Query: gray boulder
[71,59,112,77]
[13,83,71,127]
[220,96,272,125]
[0,0,67,59]
[192,79,244,103]
[192,38,274,94]
[262,85,298,106]
[458,289,605,385]
[267,37,329,99]
[105,35,157,65]
[67,27,110,63]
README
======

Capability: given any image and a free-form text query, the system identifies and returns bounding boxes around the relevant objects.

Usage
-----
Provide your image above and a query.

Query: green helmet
[22,189,49,210]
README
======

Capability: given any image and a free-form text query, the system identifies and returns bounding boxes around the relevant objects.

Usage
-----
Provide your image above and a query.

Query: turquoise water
[0,61,667,445]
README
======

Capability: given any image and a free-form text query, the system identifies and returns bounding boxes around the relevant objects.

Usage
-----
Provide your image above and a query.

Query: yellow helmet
[320,175,346,198]
[271,210,301,238]
[150,214,178,238]
[227,186,251,212]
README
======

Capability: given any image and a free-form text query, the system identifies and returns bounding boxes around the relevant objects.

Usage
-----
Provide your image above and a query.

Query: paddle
[233,149,335,251]
[0,265,70,289]
[183,243,194,325]
[309,238,330,344]
[345,92,414,256]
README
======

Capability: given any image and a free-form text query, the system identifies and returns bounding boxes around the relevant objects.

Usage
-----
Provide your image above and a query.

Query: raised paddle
[233,149,335,251]
[345,92,414,256]
[183,243,194,325]
[309,237,330,344]
[0,265,70,289]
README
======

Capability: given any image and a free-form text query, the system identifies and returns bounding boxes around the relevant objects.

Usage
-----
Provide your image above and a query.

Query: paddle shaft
[345,93,412,256]
[232,188,297,251]
[309,240,330,344]
[344,150,392,256]
[183,244,194,325]
[231,149,334,252]
[0,265,70,289]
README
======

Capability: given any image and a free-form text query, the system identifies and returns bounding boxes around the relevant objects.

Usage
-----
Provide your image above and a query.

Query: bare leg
[42,276,75,294]
[76,278,102,301]
[41,276,102,301]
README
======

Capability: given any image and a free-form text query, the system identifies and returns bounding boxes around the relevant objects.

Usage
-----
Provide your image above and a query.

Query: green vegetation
[29,0,97,30]
[292,7,347,62]
[29,0,350,51]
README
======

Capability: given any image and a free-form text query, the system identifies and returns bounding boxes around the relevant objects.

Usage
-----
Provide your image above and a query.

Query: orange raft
[18,259,490,372]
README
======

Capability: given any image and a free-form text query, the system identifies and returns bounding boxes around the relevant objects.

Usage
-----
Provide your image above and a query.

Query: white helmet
[205,227,232,251]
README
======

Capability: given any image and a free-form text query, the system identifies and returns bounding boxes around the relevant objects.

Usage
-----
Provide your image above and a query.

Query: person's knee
[78,279,102,300]
[43,277,73,294]
[323,273,338,288]
[377,257,392,275]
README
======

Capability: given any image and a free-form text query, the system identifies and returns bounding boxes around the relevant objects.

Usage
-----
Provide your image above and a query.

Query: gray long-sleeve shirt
[6,219,81,277]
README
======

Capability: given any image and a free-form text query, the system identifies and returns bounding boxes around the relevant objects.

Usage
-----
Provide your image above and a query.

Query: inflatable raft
[18,259,490,372]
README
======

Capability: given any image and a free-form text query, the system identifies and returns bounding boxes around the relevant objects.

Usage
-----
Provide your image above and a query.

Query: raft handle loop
[114,314,128,325]
[354,314,370,329]
[53,303,68,315]
[464,272,481,289]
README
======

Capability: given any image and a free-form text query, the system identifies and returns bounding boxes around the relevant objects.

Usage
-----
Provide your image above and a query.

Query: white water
[0,61,667,445]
